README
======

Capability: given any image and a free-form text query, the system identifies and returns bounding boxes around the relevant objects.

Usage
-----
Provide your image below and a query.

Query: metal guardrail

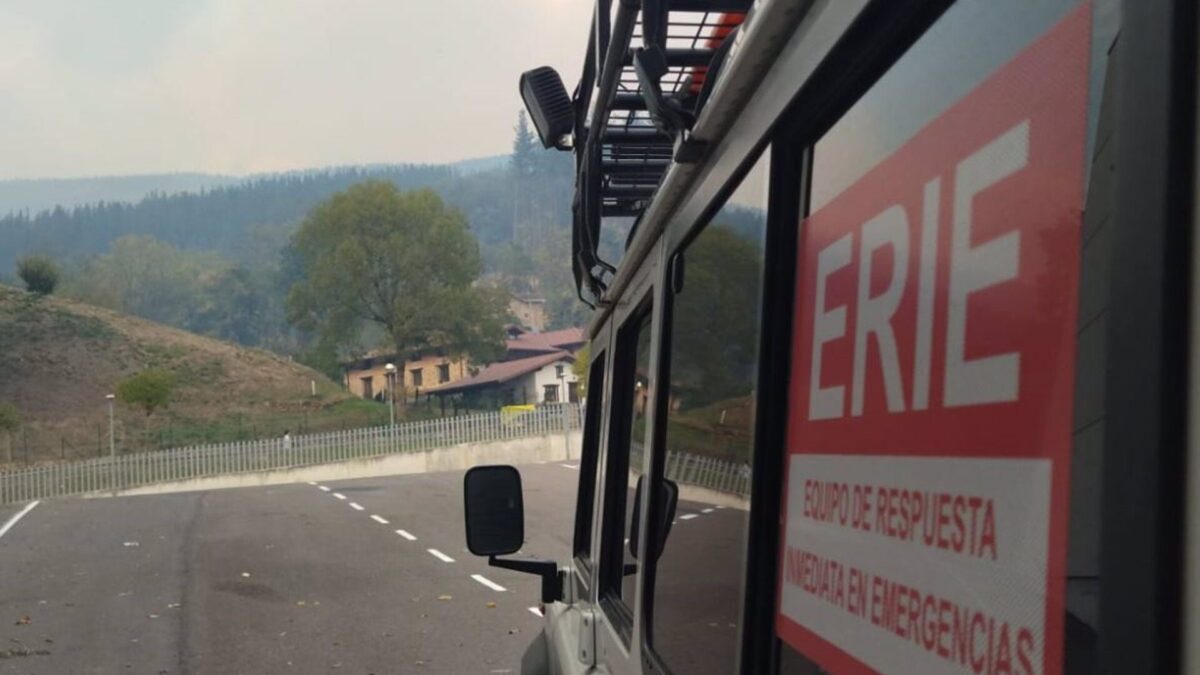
[0,404,582,505]
[630,442,751,499]
[663,451,751,499]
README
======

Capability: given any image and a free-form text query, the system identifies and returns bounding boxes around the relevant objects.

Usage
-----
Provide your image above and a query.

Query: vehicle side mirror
[463,465,563,604]
[464,465,524,556]
[628,475,679,562]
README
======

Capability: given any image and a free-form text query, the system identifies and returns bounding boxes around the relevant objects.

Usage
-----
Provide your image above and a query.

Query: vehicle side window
[599,307,654,635]
[646,151,769,673]
[573,350,607,580]
[776,1,1118,672]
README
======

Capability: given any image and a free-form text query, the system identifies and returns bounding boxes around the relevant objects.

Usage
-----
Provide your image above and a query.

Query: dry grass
[0,284,353,462]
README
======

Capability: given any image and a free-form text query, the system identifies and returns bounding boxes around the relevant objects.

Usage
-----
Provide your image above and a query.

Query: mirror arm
[489,556,563,604]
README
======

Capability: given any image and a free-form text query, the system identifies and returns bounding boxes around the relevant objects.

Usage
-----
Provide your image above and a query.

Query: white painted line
[306,481,317,486]
[333,493,347,500]
[349,502,365,511]
[680,514,699,520]
[427,549,455,563]
[471,574,507,592]
[395,529,417,541]
[528,607,543,617]
[560,463,579,470]
[0,501,39,539]
[370,515,390,524]
[715,505,726,509]
[701,508,714,514]
[318,486,331,492]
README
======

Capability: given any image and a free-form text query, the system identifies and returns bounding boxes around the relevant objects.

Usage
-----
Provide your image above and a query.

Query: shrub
[116,369,176,417]
[0,403,19,432]
[16,256,60,295]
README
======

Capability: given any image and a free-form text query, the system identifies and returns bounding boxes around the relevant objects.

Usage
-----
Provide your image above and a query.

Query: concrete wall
[103,430,582,498]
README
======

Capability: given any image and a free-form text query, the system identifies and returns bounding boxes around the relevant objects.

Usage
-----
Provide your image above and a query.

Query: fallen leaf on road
[486,601,496,608]
[240,572,251,578]
[166,603,181,609]
[14,616,30,626]
[296,601,306,607]
[437,595,452,601]
[147,614,159,619]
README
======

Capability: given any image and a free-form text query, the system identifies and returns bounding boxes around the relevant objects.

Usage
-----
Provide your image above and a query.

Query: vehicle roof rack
[520,0,750,307]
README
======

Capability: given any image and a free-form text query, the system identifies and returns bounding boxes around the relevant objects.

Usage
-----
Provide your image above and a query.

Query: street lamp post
[384,363,397,427]
[105,394,115,460]
[556,368,571,461]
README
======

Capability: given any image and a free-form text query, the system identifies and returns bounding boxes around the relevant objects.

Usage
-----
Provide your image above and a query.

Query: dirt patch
[212,580,286,603]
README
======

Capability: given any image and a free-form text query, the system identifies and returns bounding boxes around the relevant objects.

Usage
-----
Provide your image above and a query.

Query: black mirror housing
[629,476,679,562]
[464,465,525,556]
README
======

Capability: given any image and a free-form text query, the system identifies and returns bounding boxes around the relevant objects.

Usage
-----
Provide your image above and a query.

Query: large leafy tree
[286,182,507,400]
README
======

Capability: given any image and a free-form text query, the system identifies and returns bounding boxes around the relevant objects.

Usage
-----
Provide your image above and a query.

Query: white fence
[0,403,752,505]
[0,405,581,505]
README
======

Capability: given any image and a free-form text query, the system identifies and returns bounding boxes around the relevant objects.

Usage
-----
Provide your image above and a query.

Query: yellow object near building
[501,404,536,426]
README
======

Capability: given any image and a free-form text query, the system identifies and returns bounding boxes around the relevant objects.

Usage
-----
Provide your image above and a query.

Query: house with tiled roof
[502,326,585,360]
[343,326,586,409]
[425,349,579,406]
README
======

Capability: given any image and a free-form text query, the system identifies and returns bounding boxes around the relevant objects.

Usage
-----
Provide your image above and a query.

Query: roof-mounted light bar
[519,67,575,151]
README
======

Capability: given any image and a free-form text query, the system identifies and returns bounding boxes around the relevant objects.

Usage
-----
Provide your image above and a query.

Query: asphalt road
[0,462,582,675]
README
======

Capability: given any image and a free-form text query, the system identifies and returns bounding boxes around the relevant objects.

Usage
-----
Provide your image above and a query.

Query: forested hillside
[0,115,618,365]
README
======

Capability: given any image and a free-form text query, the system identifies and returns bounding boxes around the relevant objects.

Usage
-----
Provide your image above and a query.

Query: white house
[425,351,580,405]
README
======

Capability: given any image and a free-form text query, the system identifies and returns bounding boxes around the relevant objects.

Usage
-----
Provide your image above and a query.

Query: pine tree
[511,110,538,177]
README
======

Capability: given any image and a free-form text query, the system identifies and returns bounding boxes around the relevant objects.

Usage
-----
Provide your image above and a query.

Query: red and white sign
[776,5,1090,675]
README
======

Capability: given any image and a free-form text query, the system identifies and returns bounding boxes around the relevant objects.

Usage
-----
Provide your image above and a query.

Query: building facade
[343,351,470,401]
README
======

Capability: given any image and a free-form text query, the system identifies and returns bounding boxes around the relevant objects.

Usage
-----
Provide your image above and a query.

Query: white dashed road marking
[528,607,543,617]
[318,486,331,492]
[560,464,579,470]
[333,493,347,500]
[0,501,39,539]
[349,502,365,511]
[471,574,507,592]
[306,481,317,486]
[428,549,455,563]
[680,514,699,520]
[702,508,714,514]
[370,515,389,524]
[395,529,417,541]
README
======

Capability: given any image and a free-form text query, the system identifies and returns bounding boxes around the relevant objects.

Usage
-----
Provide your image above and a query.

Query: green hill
[0,284,384,464]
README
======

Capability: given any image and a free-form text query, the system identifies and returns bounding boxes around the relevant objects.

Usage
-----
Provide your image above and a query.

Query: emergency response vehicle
[462,0,1196,672]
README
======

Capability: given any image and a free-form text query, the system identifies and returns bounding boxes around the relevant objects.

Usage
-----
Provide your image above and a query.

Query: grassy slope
[0,284,369,461]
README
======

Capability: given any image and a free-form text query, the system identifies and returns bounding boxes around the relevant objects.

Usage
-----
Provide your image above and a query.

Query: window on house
[543,384,560,403]
[437,363,450,383]
[568,381,580,404]
[556,364,564,378]
[410,368,423,387]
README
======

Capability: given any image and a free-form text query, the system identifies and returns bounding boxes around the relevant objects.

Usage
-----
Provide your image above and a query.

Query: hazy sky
[0,0,593,179]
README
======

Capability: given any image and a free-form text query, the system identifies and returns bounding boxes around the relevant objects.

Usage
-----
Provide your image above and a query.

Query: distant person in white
[282,430,293,451]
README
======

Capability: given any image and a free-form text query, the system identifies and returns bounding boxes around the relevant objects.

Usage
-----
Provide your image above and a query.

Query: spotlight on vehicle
[519,66,574,150]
